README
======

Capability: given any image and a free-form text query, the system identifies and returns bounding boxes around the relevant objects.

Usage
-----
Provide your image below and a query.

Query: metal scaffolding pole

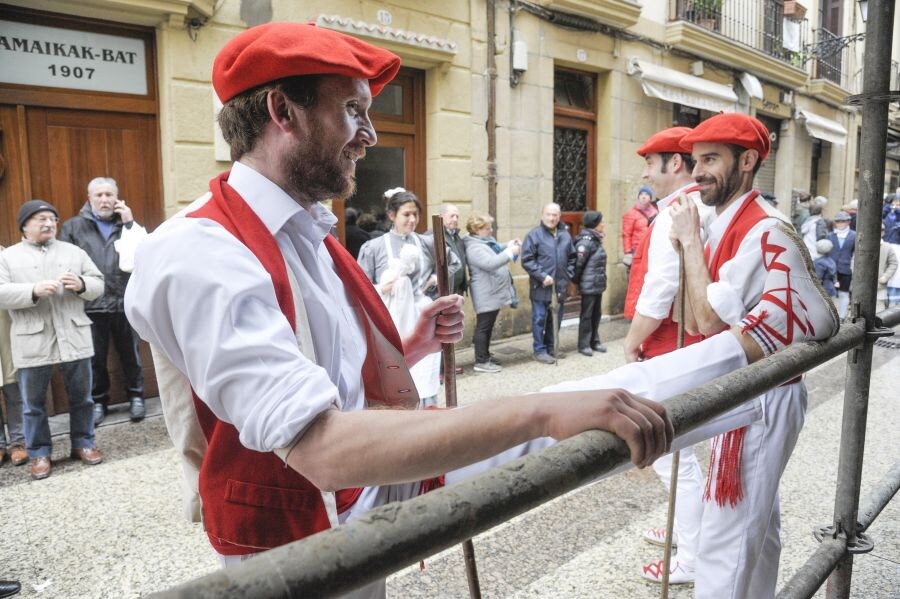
[149,309,900,599]
[826,1,896,596]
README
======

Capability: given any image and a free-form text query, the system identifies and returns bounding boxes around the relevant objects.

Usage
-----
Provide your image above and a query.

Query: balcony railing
[808,27,867,92]
[670,0,808,66]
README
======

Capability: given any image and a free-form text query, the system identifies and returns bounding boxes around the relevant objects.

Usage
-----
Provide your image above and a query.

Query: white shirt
[705,191,790,325]
[124,162,367,453]
[635,183,716,320]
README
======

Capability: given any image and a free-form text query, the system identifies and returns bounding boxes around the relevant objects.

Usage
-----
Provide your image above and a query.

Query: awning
[627,57,738,113]
[739,72,764,100]
[796,109,848,145]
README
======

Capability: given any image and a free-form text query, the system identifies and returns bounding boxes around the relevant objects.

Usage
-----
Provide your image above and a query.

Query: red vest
[701,190,772,508]
[623,186,703,358]
[186,172,412,554]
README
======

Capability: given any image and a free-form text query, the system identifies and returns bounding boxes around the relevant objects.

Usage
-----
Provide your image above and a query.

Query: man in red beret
[666,112,840,598]
[624,126,716,585]
[124,22,674,595]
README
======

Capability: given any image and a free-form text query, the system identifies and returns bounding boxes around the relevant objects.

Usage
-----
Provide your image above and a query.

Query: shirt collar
[227,161,337,244]
[708,189,754,247]
[658,182,699,210]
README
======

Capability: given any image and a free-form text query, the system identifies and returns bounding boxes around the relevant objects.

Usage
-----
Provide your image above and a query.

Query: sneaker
[642,526,677,548]
[533,352,555,364]
[640,559,695,585]
[551,350,567,359]
[488,355,502,366]
[578,348,593,357]
[473,362,502,373]
[739,223,840,357]
[592,342,607,353]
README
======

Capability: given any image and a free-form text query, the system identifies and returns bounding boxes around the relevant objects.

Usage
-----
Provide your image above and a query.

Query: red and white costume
[624,183,714,573]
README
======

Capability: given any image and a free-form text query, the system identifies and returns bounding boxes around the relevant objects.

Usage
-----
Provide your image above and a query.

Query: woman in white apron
[357,188,441,406]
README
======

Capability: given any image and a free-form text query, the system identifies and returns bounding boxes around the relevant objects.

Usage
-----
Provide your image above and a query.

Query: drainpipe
[486,0,498,224]
[826,0,896,596]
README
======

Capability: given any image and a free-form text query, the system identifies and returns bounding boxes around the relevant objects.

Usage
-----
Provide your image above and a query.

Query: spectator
[791,190,811,232]
[357,212,384,239]
[521,203,575,364]
[0,200,105,480]
[622,186,658,275]
[0,287,26,468]
[60,177,147,424]
[801,201,827,257]
[878,224,898,309]
[357,188,441,406]
[573,211,607,356]
[814,239,837,299]
[827,210,856,319]
[884,195,900,244]
[463,213,520,373]
[844,199,858,230]
[343,207,370,259]
[437,204,468,296]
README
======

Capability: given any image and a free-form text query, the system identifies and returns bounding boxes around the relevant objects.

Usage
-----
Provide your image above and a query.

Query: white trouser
[694,381,807,599]
[651,448,704,568]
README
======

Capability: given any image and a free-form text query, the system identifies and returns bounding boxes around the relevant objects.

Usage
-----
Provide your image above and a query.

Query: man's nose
[358,117,377,147]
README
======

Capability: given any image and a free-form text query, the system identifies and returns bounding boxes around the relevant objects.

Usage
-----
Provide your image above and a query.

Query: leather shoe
[129,396,146,422]
[592,342,607,353]
[578,348,593,357]
[10,445,28,466]
[0,580,21,598]
[92,402,107,425]
[30,456,51,480]
[71,446,104,465]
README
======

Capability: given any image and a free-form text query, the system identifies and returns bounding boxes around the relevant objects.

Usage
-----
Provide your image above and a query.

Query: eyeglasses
[31,216,59,224]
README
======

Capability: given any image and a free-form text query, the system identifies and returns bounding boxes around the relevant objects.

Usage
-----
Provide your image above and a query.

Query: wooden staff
[432,215,482,599]
[660,247,687,598]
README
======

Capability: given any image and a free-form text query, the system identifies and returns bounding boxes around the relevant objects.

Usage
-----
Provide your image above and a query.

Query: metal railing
[669,0,809,65]
[150,312,899,599]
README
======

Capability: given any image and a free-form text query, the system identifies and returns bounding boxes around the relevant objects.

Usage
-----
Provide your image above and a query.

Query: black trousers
[473,310,500,364]
[89,312,144,404]
[577,293,603,350]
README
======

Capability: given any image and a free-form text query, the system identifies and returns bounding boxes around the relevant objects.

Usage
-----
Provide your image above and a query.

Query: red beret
[679,113,771,161]
[637,126,693,157]
[213,22,401,103]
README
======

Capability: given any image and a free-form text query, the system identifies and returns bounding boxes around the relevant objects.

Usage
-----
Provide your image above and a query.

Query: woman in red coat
[621,186,658,276]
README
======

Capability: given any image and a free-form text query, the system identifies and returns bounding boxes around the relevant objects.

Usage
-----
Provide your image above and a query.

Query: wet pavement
[0,318,897,598]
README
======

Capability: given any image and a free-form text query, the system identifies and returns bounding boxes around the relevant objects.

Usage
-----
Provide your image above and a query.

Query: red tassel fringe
[703,426,747,507]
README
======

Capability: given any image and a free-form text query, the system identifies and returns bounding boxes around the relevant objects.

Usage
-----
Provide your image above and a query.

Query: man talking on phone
[61,178,148,424]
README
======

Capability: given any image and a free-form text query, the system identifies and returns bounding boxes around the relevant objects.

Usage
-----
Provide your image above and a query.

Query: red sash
[185,172,411,554]
[701,190,771,508]
[624,185,703,358]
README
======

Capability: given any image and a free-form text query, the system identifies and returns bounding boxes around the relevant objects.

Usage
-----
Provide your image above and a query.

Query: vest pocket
[224,479,323,511]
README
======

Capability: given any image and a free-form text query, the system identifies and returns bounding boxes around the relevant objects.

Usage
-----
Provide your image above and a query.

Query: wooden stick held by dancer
[432,215,481,598]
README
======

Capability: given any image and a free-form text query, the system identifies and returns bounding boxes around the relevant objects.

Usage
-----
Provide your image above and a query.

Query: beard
[697,164,744,208]
[92,207,115,221]
[282,125,356,204]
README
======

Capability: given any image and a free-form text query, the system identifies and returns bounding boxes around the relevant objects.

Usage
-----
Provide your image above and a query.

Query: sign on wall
[0,20,147,95]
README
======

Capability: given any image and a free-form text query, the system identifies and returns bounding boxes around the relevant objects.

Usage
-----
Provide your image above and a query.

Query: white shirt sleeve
[635,208,679,319]
[706,219,774,325]
[124,217,340,453]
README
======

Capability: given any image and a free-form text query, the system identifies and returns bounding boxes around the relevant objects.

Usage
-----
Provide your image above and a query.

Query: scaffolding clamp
[814,524,874,554]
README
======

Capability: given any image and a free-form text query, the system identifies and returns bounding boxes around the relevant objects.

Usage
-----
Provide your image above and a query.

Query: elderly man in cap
[665,113,839,598]
[623,126,716,584]
[0,200,105,480]
[827,210,856,318]
[124,23,676,594]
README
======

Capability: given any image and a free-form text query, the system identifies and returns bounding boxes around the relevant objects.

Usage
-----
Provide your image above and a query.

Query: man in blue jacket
[521,203,575,363]
[827,210,856,319]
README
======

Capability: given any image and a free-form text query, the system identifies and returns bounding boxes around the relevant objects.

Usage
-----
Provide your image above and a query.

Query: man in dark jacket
[573,211,607,356]
[61,177,145,424]
[521,203,575,363]
[440,204,468,295]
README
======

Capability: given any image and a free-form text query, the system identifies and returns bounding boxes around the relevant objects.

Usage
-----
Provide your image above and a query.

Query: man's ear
[267,89,294,133]
[739,148,760,173]
[669,153,683,173]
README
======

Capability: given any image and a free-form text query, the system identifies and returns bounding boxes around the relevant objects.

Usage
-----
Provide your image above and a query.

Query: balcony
[666,0,809,89]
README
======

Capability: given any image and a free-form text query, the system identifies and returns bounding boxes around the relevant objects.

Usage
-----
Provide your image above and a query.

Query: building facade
[2,0,896,348]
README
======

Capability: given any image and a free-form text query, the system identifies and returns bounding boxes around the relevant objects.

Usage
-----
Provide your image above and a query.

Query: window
[553,69,596,222]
